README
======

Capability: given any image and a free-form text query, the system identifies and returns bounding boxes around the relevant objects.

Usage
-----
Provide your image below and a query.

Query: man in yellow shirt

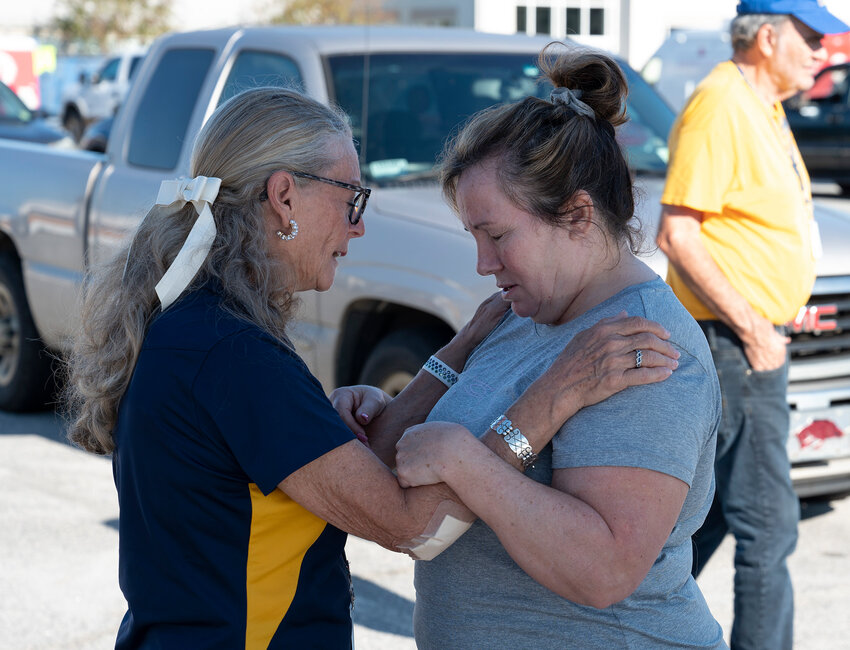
[657,1,848,648]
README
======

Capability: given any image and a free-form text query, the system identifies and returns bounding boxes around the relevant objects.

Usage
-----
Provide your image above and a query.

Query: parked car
[0,81,74,147]
[79,116,112,153]
[784,62,850,193]
[0,26,849,496]
[60,50,145,141]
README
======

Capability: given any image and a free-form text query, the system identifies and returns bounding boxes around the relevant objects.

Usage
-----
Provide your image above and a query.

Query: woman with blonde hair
[65,85,679,648]
[333,47,726,648]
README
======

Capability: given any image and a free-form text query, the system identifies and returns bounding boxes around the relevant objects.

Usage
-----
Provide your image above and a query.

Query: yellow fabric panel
[245,483,327,649]
[662,61,816,324]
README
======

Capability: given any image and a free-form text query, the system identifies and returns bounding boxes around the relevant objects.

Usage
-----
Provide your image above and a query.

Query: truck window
[326,52,673,183]
[97,58,120,84]
[127,48,215,171]
[327,53,545,183]
[129,55,144,81]
[218,50,303,106]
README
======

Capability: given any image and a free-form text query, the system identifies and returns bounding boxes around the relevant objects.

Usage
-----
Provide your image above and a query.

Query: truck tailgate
[0,140,103,348]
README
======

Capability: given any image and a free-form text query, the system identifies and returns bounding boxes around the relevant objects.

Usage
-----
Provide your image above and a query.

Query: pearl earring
[276,219,299,241]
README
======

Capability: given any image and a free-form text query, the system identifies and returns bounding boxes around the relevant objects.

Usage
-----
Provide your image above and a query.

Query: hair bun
[540,44,628,127]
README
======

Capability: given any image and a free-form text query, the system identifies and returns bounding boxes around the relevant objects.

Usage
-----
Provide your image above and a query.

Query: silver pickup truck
[1,26,849,496]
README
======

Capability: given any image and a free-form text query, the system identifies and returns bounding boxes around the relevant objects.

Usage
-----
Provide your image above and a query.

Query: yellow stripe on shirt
[245,483,327,649]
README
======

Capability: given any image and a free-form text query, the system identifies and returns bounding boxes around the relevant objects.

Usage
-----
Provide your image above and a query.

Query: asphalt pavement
[2,409,849,649]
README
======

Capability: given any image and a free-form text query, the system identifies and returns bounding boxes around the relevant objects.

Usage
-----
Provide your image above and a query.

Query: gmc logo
[786,305,838,335]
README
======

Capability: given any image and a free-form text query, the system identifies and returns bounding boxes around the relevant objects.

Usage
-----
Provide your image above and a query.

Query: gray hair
[731,13,790,52]
[65,87,352,454]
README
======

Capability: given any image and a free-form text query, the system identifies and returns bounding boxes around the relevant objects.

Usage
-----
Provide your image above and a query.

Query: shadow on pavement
[352,575,414,638]
[0,409,71,445]
[800,492,850,521]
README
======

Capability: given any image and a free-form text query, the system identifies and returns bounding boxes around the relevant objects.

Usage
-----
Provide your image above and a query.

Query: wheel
[839,184,850,197]
[0,255,55,411]
[63,108,85,142]
[358,328,449,396]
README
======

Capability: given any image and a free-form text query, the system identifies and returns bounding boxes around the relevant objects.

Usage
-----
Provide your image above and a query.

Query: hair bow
[550,87,595,119]
[153,175,222,310]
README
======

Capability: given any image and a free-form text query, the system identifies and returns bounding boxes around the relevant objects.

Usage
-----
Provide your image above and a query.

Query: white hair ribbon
[153,175,222,310]
[550,87,595,119]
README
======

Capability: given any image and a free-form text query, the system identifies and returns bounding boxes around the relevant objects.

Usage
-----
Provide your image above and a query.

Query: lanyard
[734,63,813,217]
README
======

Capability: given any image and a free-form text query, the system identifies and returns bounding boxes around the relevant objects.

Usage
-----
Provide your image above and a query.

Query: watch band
[422,355,459,388]
[490,415,538,470]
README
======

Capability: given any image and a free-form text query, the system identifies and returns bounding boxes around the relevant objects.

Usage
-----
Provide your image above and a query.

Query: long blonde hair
[65,87,351,454]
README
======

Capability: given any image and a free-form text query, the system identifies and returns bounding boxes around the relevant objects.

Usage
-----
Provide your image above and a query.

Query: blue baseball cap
[737,1,849,34]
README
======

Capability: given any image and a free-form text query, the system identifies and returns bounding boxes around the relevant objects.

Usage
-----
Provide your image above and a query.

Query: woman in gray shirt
[334,47,725,649]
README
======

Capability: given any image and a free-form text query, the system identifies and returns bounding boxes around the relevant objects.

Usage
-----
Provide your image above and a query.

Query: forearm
[365,343,476,467]
[670,247,764,336]
[440,440,636,607]
[281,439,474,558]
[488,376,583,470]
[658,207,771,341]
[363,371,450,466]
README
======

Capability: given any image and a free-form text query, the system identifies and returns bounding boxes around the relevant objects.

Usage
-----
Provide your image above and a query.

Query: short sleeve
[551,349,719,487]
[662,97,736,216]
[192,330,354,495]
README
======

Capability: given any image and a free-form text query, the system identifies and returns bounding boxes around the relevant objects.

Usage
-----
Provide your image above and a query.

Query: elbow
[655,225,678,259]
[557,559,647,609]
[573,577,642,610]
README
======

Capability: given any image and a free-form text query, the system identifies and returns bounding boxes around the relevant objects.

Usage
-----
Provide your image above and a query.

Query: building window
[566,7,580,34]
[536,6,551,35]
[589,8,605,35]
[517,6,527,33]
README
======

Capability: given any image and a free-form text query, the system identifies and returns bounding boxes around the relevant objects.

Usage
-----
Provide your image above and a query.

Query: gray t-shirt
[415,277,726,649]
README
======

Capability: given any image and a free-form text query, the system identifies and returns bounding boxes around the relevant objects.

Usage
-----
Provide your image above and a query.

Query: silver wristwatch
[490,415,538,470]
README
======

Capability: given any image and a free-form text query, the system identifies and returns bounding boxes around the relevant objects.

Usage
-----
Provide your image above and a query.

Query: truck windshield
[327,52,673,184]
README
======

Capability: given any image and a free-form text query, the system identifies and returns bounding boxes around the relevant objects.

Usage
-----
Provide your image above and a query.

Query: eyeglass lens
[349,191,367,225]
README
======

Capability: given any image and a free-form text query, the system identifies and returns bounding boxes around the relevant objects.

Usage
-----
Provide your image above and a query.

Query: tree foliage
[267,0,393,25]
[53,0,172,52]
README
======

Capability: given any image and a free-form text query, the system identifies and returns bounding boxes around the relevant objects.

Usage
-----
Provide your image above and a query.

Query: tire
[0,255,56,411]
[63,108,85,143]
[358,328,449,396]
[839,184,850,197]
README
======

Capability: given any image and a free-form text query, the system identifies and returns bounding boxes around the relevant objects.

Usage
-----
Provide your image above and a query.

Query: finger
[356,391,389,424]
[621,332,680,360]
[354,431,370,446]
[623,365,675,386]
[329,388,354,410]
[330,391,367,437]
[339,410,366,438]
[605,315,672,340]
[625,348,679,371]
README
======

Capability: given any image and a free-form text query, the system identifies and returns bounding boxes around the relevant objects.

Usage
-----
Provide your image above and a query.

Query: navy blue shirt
[113,284,355,648]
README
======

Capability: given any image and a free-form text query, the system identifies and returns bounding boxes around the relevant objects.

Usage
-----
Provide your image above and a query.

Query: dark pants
[693,321,798,650]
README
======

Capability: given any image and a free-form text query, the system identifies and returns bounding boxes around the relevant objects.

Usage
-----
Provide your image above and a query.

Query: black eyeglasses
[259,171,371,225]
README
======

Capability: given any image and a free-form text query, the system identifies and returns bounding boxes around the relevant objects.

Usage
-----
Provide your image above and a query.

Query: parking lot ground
[2,411,849,649]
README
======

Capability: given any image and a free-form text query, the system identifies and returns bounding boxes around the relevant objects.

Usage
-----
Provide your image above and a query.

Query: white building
[386,0,850,68]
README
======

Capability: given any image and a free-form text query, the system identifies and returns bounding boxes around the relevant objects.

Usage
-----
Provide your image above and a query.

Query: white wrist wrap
[405,515,473,561]
[397,501,474,560]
